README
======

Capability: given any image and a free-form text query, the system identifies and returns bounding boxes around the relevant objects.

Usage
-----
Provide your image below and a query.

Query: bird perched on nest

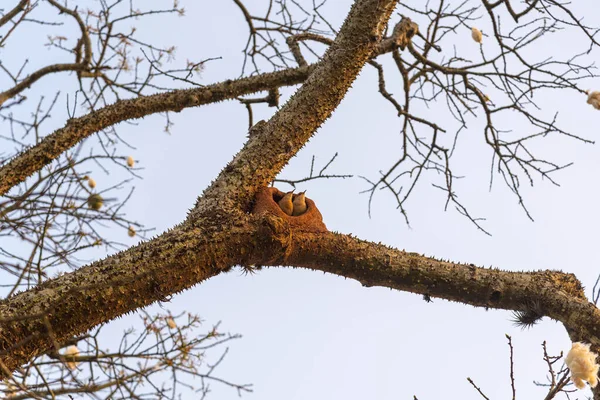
[292,191,307,216]
[277,190,294,215]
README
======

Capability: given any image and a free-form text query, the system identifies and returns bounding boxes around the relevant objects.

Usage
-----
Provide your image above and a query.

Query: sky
[2,0,600,399]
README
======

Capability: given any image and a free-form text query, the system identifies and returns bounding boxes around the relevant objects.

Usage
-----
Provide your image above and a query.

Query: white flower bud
[471,27,483,44]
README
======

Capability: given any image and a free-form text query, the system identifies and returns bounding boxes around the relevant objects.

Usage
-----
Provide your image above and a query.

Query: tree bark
[0,0,400,372]
[0,14,416,197]
[2,2,599,396]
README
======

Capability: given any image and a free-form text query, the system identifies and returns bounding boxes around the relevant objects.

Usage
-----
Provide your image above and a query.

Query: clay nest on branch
[252,187,328,233]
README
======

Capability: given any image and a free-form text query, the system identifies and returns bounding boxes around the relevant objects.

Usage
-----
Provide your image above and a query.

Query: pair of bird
[278,190,307,216]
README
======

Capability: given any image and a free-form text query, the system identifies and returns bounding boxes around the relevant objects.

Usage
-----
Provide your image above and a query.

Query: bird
[278,190,294,215]
[292,190,307,216]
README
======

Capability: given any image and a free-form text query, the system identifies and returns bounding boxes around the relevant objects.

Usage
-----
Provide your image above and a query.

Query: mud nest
[252,187,328,233]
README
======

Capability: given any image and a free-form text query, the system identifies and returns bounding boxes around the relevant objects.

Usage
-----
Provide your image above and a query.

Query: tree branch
[0,65,313,196]
[0,14,418,198]
[0,0,400,372]
[0,0,29,28]
[285,230,596,344]
[0,0,93,107]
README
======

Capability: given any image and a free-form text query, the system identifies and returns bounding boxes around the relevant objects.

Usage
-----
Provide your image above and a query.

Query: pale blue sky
[2,0,600,399]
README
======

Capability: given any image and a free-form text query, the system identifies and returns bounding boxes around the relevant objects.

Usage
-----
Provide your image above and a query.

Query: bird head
[281,190,294,201]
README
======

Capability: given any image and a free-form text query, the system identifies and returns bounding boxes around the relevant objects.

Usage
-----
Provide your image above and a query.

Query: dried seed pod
[127,155,135,167]
[87,194,103,211]
[471,27,483,44]
[128,226,136,237]
[88,177,96,189]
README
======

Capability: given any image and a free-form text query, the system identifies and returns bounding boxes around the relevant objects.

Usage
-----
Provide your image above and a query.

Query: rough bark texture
[0,0,400,372]
[0,15,417,198]
[285,231,599,345]
[2,1,600,395]
[0,225,255,372]
[0,66,313,197]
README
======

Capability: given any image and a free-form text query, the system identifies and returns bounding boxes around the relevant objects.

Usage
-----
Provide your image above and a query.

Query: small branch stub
[252,187,328,233]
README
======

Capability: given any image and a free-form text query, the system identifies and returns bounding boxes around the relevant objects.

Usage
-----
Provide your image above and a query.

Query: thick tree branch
[186,0,404,217]
[0,63,88,105]
[0,14,417,198]
[0,222,265,373]
[4,208,600,382]
[0,0,400,372]
[0,66,313,196]
[285,230,599,347]
[0,0,29,28]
